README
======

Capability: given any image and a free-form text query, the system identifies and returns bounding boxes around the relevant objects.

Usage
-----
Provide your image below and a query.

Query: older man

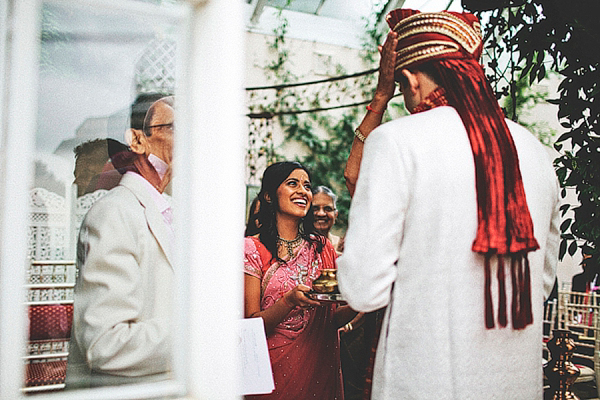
[338,9,559,399]
[312,185,343,255]
[66,96,175,388]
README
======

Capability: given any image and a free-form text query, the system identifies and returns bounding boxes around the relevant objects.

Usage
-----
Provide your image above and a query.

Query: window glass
[24,0,183,393]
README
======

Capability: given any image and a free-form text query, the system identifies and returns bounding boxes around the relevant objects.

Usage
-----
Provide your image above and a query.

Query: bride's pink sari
[244,236,343,400]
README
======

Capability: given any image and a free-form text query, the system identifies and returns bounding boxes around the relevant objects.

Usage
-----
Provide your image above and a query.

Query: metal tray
[307,292,345,303]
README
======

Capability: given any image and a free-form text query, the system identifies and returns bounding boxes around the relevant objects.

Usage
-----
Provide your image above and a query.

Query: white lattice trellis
[74,190,109,241]
[27,188,111,262]
[28,189,69,261]
[134,38,176,95]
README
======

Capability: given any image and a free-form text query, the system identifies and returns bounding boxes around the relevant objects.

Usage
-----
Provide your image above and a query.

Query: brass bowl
[311,269,339,294]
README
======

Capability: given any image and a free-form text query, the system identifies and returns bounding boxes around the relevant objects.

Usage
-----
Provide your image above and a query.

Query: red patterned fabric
[244,237,343,399]
[28,305,73,341]
[25,360,67,387]
[386,9,539,329]
[410,87,449,114]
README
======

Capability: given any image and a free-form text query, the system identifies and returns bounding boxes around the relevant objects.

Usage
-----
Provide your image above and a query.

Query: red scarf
[412,82,538,330]
[411,86,448,113]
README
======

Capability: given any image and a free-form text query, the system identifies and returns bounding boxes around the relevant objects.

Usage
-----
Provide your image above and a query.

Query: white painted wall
[245,31,370,162]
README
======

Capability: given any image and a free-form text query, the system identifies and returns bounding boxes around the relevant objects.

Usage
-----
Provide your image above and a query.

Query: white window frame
[0,0,246,398]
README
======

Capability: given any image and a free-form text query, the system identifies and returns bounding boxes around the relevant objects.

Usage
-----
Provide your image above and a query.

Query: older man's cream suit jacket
[66,173,174,388]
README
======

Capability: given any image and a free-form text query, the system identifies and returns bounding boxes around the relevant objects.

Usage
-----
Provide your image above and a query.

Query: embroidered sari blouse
[244,236,336,338]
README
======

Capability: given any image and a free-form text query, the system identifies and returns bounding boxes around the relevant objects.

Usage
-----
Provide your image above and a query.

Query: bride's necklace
[277,233,303,259]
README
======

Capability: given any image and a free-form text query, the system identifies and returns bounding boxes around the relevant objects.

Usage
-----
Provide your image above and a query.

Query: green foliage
[264,15,296,84]
[286,113,357,228]
[465,0,600,266]
[250,2,396,231]
[502,72,557,146]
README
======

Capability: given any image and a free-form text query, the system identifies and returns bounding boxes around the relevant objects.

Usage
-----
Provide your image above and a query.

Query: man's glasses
[145,122,174,133]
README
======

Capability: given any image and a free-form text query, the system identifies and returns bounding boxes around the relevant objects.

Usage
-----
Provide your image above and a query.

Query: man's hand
[374,30,399,104]
[344,31,399,196]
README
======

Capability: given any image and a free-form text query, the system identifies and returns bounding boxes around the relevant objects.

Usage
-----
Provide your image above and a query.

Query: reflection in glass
[24,1,180,392]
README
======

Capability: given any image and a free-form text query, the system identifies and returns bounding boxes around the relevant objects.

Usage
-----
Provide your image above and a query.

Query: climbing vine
[245,1,402,230]
[502,72,557,147]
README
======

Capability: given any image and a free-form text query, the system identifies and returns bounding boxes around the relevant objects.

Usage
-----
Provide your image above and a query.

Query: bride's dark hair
[256,161,325,263]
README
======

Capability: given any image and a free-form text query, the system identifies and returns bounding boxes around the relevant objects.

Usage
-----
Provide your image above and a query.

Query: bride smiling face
[274,168,313,220]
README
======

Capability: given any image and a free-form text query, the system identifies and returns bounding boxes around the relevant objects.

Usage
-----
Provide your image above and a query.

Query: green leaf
[556,132,572,143]
[560,218,572,232]
[568,240,578,256]
[559,239,567,260]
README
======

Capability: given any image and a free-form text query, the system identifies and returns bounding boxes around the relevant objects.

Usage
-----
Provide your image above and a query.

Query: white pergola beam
[249,0,268,25]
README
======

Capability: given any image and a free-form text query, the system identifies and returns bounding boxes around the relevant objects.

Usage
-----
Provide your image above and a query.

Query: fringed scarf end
[522,255,533,326]
[497,254,507,327]
[485,254,495,329]
[509,253,533,330]
[484,252,531,330]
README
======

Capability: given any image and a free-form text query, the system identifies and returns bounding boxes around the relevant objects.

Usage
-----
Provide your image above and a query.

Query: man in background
[312,185,343,255]
[73,138,128,196]
[572,253,597,293]
[67,95,175,388]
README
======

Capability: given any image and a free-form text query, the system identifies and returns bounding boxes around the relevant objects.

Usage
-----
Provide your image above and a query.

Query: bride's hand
[284,284,322,308]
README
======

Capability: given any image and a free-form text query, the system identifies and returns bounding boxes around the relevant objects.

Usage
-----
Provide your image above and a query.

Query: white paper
[238,317,274,395]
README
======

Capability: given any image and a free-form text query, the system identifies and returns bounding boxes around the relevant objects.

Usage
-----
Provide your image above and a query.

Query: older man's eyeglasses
[145,122,174,133]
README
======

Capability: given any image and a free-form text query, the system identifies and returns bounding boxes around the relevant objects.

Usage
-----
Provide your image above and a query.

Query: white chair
[543,298,558,360]
[556,290,600,395]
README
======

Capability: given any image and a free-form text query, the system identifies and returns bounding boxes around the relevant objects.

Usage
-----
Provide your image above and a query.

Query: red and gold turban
[386,9,539,330]
[386,9,483,77]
